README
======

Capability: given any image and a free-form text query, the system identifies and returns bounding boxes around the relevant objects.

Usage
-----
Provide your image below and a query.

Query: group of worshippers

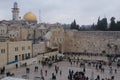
[68,69,88,80]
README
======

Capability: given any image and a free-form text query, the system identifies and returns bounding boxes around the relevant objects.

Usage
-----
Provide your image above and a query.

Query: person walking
[16,64,18,69]
[40,69,43,76]
[38,60,41,64]
[45,70,47,76]
[26,68,30,74]
[60,70,62,76]
[109,67,113,74]
[83,67,86,73]
[52,73,56,80]
[41,75,45,80]
[34,66,38,72]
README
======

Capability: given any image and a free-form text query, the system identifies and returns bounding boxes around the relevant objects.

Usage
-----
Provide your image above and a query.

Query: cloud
[0,0,120,25]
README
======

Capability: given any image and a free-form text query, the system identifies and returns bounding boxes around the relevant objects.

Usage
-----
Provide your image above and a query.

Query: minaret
[12,2,19,21]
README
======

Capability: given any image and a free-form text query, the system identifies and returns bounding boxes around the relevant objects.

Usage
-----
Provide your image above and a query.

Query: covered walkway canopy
[1,77,27,80]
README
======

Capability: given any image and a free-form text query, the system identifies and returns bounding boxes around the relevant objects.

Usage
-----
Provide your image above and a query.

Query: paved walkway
[1,61,120,80]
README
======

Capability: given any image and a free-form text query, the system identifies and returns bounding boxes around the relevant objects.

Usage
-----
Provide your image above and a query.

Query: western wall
[63,30,120,55]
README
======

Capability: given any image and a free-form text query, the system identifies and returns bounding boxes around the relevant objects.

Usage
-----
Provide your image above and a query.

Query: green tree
[96,17,108,31]
[90,23,97,30]
[116,21,120,31]
[109,17,116,31]
[70,20,79,30]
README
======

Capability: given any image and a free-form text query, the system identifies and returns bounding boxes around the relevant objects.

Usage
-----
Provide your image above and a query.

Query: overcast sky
[0,0,120,25]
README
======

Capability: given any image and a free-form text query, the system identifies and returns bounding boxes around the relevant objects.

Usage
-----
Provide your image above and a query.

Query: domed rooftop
[23,12,37,21]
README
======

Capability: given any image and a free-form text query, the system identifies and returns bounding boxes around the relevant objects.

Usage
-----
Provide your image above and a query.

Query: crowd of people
[67,57,118,80]
[0,57,119,80]
[68,69,87,80]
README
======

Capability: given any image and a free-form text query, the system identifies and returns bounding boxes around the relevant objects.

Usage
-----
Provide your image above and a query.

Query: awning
[57,54,64,57]
[43,56,49,58]
[1,77,27,80]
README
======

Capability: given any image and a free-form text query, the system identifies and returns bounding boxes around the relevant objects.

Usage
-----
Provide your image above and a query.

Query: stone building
[0,24,8,36]
[0,41,32,69]
[0,42,7,68]
[35,24,48,40]
[33,42,46,57]
[0,24,8,41]
[7,41,32,63]
[44,28,64,52]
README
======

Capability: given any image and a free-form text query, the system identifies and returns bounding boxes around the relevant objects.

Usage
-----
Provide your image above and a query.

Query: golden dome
[23,12,37,21]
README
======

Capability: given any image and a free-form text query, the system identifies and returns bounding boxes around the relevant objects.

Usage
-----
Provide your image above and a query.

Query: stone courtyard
[1,61,120,80]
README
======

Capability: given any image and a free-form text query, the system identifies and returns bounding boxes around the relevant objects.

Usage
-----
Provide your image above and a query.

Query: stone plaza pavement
[1,61,120,80]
